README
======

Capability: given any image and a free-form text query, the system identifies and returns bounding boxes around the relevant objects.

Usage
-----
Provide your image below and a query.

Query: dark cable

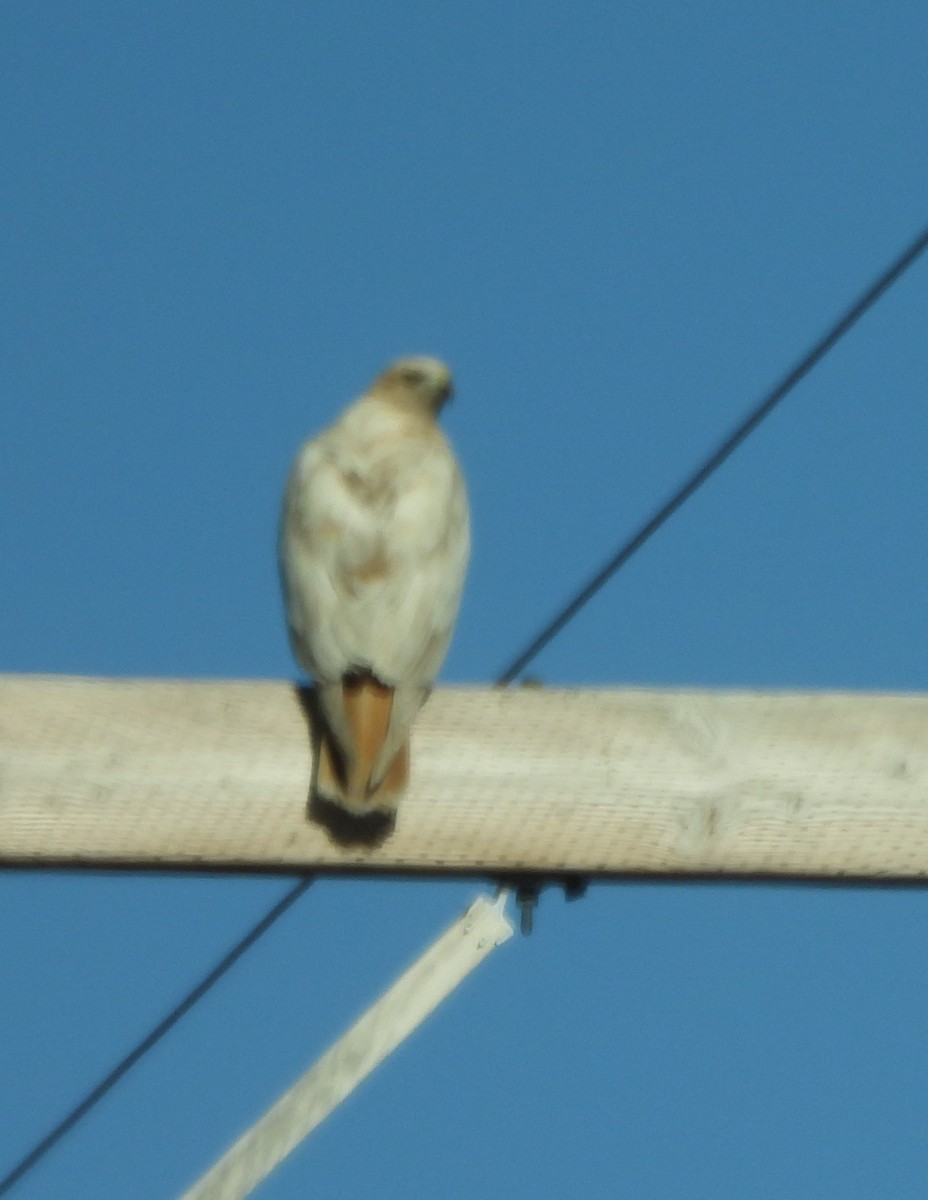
[498,222,928,685]
[0,875,313,1197]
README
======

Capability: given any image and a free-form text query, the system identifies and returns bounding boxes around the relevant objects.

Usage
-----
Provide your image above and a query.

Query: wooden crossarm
[1,674,927,880]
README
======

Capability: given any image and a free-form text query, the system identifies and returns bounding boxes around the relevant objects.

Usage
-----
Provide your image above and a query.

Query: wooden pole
[2,674,928,879]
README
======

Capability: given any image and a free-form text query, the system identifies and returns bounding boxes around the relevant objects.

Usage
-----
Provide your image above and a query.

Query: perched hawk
[280,356,470,816]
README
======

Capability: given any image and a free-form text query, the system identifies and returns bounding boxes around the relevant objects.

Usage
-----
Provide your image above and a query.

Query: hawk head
[372,355,454,414]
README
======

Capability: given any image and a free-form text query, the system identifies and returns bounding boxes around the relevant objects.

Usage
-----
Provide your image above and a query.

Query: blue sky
[2,2,928,1197]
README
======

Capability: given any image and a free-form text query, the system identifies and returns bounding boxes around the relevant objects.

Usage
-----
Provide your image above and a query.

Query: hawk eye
[401,368,425,384]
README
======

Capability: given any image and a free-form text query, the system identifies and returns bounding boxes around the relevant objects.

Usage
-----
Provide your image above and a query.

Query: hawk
[280,356,470,816]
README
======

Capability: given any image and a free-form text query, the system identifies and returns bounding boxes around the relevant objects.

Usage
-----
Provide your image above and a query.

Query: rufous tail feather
[316,675,409,814]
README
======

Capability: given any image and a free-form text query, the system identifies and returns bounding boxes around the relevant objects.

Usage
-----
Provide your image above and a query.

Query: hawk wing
[279,398,469,810]
[280,412,469,685]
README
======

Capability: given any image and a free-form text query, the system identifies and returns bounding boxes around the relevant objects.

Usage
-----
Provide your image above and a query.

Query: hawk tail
[316,674,410,814]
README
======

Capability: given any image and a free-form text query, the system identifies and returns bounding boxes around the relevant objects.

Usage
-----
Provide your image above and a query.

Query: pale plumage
[280,356,469,815]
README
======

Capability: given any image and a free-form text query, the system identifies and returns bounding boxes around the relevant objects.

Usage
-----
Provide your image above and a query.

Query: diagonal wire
[0,875,313,1198]
[498,222,928,685]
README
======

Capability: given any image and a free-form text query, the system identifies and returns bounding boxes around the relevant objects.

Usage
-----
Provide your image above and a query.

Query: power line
[0,875,313,1198]
[497,222,928,685]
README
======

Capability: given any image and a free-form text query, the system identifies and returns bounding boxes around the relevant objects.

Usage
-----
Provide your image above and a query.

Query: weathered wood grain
[1,675,927,878]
